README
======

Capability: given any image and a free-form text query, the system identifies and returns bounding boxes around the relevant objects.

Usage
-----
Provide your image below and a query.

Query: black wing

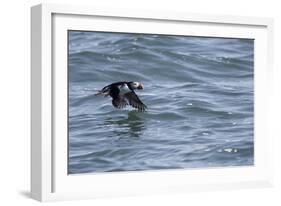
[110,85,128,109]
[124,91,147,111]
[112,96,128,109]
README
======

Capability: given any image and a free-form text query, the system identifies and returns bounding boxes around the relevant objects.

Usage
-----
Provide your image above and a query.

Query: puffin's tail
[95,90,103,96]
[95,85,111,97]
[95,90,109,97]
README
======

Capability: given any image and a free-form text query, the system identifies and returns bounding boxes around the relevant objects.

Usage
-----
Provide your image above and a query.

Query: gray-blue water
[68,31,254,174]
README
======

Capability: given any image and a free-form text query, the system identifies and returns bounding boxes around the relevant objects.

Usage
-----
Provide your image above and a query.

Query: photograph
[67,30,254,174]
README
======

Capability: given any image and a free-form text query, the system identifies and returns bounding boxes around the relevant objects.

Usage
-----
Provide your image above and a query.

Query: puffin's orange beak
[137,83,144,90]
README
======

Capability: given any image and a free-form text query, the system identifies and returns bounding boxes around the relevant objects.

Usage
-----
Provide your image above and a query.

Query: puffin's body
[95,81,147,111]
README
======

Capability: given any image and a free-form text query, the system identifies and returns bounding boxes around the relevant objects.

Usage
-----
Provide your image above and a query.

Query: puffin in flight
[95,81,147,111]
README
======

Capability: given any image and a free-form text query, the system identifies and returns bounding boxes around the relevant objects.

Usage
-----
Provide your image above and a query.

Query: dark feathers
[96,81,147,111]
[124,91,147,111]
[112,96,128,109]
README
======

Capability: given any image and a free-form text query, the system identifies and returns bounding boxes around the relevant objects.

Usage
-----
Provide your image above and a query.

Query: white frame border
[31,3,274,202]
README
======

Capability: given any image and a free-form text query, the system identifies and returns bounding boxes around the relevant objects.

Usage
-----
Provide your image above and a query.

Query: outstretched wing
[112,96,128,109]
[124,91,147,111]
[110,85,128,109]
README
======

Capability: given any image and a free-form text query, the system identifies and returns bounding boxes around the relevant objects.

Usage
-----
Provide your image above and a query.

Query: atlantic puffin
[95,81,147,111]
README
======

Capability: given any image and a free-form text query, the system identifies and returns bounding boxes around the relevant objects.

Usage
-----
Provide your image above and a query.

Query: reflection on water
[104,111,145,139]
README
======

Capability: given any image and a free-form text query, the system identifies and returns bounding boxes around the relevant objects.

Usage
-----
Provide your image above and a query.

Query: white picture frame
[31,3,274,202]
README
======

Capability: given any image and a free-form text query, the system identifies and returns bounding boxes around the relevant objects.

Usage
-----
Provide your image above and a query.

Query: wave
[69,48,253,85]
[68,31,254,174]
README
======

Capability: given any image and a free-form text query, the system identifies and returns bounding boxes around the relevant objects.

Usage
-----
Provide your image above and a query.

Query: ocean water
[68,31,254,174]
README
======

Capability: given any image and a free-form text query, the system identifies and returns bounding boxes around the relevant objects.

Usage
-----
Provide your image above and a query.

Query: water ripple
[68,31,254,174]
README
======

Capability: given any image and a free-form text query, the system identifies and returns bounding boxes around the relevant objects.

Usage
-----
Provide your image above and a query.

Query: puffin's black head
[129,82,144,90]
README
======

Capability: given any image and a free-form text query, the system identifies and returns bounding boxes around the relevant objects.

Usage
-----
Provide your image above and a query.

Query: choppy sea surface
[68,31,254,174]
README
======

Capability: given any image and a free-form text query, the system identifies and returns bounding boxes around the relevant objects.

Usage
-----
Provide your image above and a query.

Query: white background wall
[0,0,280,205]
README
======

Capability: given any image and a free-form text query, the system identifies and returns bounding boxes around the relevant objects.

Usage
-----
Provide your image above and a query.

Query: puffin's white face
[131,82,144,90]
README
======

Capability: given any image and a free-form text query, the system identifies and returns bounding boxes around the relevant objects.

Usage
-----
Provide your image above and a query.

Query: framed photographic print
[31,3,274,201]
